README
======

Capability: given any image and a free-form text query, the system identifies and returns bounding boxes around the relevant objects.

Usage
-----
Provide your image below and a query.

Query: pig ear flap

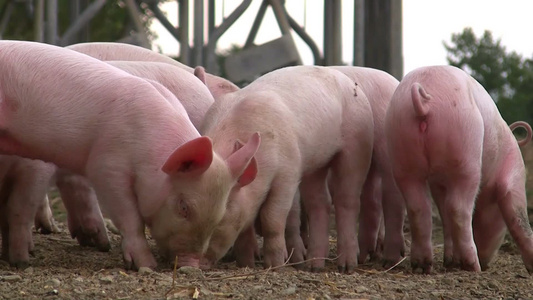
[162,136,213,176]
[194,66,207,85]
[226,132,261,188]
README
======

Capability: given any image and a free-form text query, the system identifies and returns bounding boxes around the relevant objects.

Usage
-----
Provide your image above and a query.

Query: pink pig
[0,156,57,268]
[199,66,374,273]
[329,66,404,265]
[55,60,217,255]
[385,65,533,273]
[66,42,239,100]
[0,40,259,270]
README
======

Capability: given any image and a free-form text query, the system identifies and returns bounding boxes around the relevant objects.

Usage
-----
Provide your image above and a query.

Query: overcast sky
[151,0,533,76]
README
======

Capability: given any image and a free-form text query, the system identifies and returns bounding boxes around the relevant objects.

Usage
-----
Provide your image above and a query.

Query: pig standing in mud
[66,42,239,100]
[329,66,404,265]
[199,66,374,273]
[0,40,258,270]
[385,65,533,273]
[0,156,57,268]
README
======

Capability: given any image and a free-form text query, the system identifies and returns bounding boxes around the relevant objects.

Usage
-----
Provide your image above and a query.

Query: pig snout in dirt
[385,65,533,274]
[0,40,242,271]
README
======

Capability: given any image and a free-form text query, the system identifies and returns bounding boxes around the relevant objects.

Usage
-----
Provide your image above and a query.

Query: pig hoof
[338,264,356,274]
[411,259,432,274]
[96,242,111,252]
[460,260,480,272]
[443,256,456,269]
[311,266,324,273]
[11,260,30,270]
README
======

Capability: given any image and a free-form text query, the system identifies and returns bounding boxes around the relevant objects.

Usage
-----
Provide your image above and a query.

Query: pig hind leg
[381,171,406,267]
[493,158,533,273]
[329,147,371,274]
[56,171,110,251]
[472,197,506,270]
[429,182,456,268]
[434,174,481,272]
[300,167,331,272]
[395,176,434,273]
[357,165,383,264]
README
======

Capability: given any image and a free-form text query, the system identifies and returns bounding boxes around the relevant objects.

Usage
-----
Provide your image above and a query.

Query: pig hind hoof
[337,264,356,274]
[411,260,432,274]
[311,266,325,273]
[11,260,30,270]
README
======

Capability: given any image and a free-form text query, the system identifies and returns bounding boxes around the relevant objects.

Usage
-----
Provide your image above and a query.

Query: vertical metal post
[34,0,45,42]
[390,0,403,79]
[353,0,365,66]
[331,0,342,65]
[323,0,332,65]
[179,0,190,65]
[69,0,80,44]
[46,0,58,45]
[193,0,204,66]
[208,0,215,35]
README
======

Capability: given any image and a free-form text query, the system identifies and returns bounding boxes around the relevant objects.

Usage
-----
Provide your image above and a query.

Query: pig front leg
[284,191,306,266]
[472,196,506,271]
[55,170,110,251]
[34,195,59,234]
[259,175,299,268]
[87,165,156,270]
[233,225,260,268]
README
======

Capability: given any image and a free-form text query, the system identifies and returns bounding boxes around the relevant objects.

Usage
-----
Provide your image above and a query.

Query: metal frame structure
[0,0,403,79]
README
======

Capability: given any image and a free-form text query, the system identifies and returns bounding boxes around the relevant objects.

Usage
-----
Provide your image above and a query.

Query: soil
[2,146,533,300]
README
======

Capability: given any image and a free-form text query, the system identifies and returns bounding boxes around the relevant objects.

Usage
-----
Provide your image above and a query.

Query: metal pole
[124,0,151,48]
[330,0,342,65]
[34,0,45,42]
[179,0,190,65]
[353,0,364,66]
[323,0,332,65]
[390,0,403,79]
[46,0,58,45]
[244,0,268,48]
[60,0,106,46]
[193,0,204,66]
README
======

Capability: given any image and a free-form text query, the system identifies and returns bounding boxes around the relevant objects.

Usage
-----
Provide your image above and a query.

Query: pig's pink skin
[55,169,110,251]
[201,66,374,273]
[66,42,239,101]
[54,60,215,251]
[385,65,533,274]
[0,155,56,268]
[0,41,257,270]
[284,191,307,266]
[329,66,404,266]
[107,61,215,129]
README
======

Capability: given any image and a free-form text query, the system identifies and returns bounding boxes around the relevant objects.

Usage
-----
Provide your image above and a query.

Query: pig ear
[162,136,213,175]
[194,66,207,85]
[226,132,261,187]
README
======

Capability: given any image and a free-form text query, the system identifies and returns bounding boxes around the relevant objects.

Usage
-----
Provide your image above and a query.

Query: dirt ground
[2,145,533,299]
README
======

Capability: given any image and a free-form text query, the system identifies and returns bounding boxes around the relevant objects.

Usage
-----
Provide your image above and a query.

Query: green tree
[0,0,157,44]
[444,27,533,125]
